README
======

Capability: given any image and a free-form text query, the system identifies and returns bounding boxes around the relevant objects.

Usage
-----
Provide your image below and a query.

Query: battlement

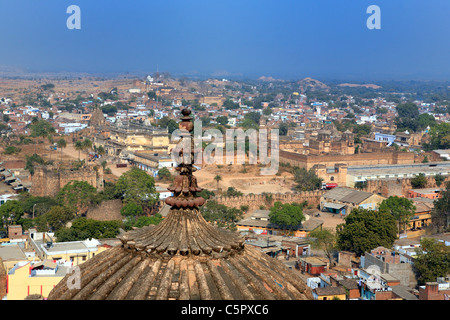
[214,190,325,211]
[30,165,104,197]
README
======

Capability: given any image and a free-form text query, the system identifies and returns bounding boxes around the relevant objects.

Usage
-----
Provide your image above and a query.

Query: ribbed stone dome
[48,208,313,300]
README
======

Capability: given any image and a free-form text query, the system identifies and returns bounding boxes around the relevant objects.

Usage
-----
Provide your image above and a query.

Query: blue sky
[0,0,449,80]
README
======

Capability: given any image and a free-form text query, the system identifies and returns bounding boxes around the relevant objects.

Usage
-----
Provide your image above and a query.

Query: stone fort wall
[280,150,415,170]
[362,175,450,197]
[86,199,123,221]
[30,165,104,197]
[214,190,325,211]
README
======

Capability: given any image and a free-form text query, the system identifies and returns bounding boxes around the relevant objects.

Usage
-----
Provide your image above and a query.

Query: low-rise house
[0,244,29,273]
[419,280,450,300]
[336,278,361,300]
[408,198,434,233]
[312,286,346,300]
[407,188,442,200]
[320,187,385,215]
[6,260,69,300]
[297,256,328,276]
[236,209,323,238]
[28,231,110,266]
[131,151,176,177]
[360,246,417,287]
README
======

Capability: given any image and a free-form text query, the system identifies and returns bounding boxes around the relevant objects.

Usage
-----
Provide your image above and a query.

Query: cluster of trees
[307,193,449,284]
[292,167,323,191]
[413,238,450,285]
[0,167,162,243]
[336,196,417,256]
[268,201,306,233]
[157,116,178,134]
[200,200,244,230]
[395,102,436,133]
[423,122,450,150]
[431,181,450,233]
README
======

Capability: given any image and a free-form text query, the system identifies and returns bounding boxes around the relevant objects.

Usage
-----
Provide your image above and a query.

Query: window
[82,256,87,261]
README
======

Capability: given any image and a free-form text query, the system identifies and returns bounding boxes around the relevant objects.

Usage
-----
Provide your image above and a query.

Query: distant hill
[297,77,329,90]
[338,83,382,89]
[258,76,281,82]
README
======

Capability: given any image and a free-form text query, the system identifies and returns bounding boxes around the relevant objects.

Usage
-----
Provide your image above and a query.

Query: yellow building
[29,232,110,266]
[0,244,35,273]
[312,286,347,300]
[95,122,171,158]
[235,210,323,238]
[6,260,68,300]
[131,151,177,177]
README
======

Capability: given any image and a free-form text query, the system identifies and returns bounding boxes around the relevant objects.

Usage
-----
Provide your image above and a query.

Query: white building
[58,123,88,134]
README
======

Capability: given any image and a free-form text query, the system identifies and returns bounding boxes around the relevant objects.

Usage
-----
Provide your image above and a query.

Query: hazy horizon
[0,0,449,81]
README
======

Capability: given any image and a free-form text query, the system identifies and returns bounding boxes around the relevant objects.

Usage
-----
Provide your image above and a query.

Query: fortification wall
[363,175,450,197]
[31,165,104,197]
[279,150,415,170]
[214,190,325,211]
[86,199,123,221]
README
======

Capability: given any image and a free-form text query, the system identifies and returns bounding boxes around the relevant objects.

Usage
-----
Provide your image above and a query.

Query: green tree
[56,181,98,214]
[55,218,122,242]
[279,122,289,136]
[309,228,336,266]
[224,187,243,197]
[200,200,243,231]
[244,112,261,125]
[354,181,367,190]
[431,181,450,232]
[96,145,106,157]
[379,196,416,235]
[56,138,67,162]
[132,214,163,228]
[293,167,323,191]
[240,118,259,130]
[74,140,84,160]
[3,146,21,155]
[29,119,55,154]
[147,91,157,100]
[214,174,222,191]
[269,201,306,233]
[434,174,445,187]
[216,115,228,126]
[29,119,55,139]
[25,154,46,175]
[157,116,178,134]
[82,138,93,161]
[36,205,75,232]
[413,238,450,285]
[263,108,272,116]
[336,207,398,256]
[115,167,159,208]
[424,122,450,150]
[198,189,215,200]
[411,173,427,189]
[157,167,173,182]
[18,194,59,218]
[0,200,24,229]
[120,201,144,217]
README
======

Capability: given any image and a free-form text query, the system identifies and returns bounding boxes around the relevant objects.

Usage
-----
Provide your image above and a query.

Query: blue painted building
[374,132,396,147]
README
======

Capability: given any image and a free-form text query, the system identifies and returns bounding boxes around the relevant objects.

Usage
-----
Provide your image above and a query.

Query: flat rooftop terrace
[347,161,450,177]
